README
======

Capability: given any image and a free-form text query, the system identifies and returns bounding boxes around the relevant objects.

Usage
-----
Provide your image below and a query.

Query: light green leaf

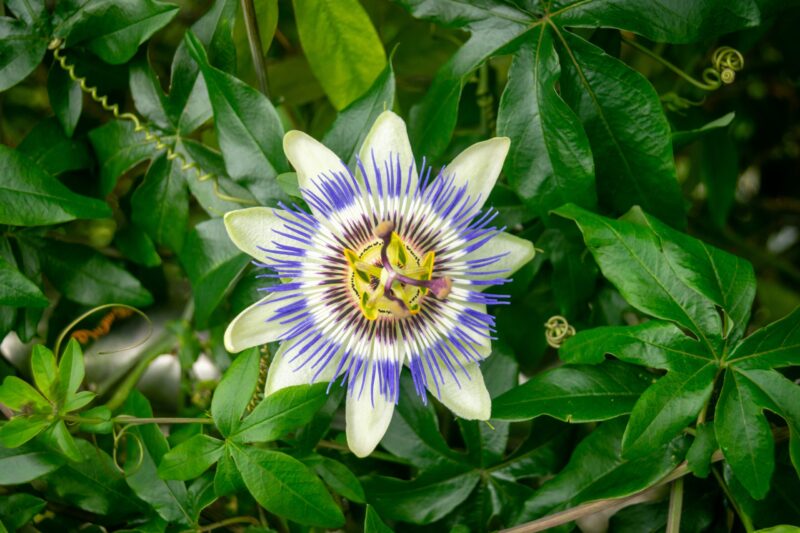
[31,345,58,401]
[39,420,82,462]
[210,347,260,436]
[0,376,49,412]
[57,339,85,401]
[158,434,224,480]
[0,415,51,448]
[232,384,328,444]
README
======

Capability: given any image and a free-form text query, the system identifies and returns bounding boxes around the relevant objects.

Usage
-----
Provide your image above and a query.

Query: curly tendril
[545,315,576,349]
[48,38,257,206]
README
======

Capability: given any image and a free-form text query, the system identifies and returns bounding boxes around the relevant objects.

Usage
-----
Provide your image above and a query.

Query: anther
[428,277,453,299]
[374,220,395,240]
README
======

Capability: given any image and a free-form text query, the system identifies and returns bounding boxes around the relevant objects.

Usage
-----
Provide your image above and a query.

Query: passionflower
[223,111,533,457]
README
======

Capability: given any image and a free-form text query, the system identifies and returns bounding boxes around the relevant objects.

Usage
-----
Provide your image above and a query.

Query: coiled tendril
[545,315,576,349]
[48,38,257,206]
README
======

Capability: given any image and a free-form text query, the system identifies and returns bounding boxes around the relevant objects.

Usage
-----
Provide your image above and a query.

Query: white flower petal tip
[346,391,395,458]
[359,110,418,191]
[264,339,340,396]
[445,137,511,209]
[223,295,291,353]
[283,130,344,192]
[223,207,277,261]
[430,362,491,421]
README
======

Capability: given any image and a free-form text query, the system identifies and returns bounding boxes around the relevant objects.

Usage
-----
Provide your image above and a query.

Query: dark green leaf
[54,0,179,64]
[622,362,716,457]
[363,462,481,525]
[210,347,260,436]
[180,218,249,327]
[687,422,717,478]
[552,0,759,43]
[0,493,46,530]
[18,117,92,175]
[129,55,171,129]
[322,61,396,166]
[213,445,243,497]
[671,112,736,149]
[493,360,651,423]
[489,417,572,481]
[540,228,597,317]
[292,0,386,109]
[728,306,800,369]
[233,384,328,444]
[0,145,110,226]
[88,120,154,195]
[304,454,366,503]
[0,256,48,308]
[185,31,287,205]
[557,34,684,227]
[516,418,687,523]
[115,225,162,267]
[41,439,147,517]
[0,16,48,92]
[497,28,595,218]
[158,434,224,480]
[700,129,738,228]
[715,369,774,499]
[230,444,345,528]
[131,154,190,252]
[364,505,393,533]
[39,240,153,307]
[122,391,195,525]
[0,444,65,484]
[48,63,83,137]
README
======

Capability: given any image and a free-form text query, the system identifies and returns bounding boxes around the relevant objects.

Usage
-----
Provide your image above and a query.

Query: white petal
[463,231,535,283]
[430,361,491,420]
[264,338,341,395]
[223,294,295,353]
[444,137,510,210]
[283,130,345,193]
[345,380,395,458]
[358,110,417,192]
[224,207,294,262]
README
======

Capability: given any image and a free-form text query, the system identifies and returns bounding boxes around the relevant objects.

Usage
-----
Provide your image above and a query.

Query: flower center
[344,220,452,320]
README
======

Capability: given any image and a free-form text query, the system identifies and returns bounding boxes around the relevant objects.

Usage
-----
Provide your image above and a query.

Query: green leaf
[671,112,736,149]
[621,361,717,457]
[497,27,595,218]
[492,360,652,423]
[554,204,723,353]
[39,419,82,462]
[232,383,328,444]
[0,493,46,531]
[687,422,718,478]
[540,228,598,317]
[13,240,45,343]
[184,31,287,205]
[88,120,154,195]
[714,369,774,500]
[364,505,393,533]
[210,347,260,436]
[0,145,111,226]
[53,0,179,64]
[0,444,65,484]
[79,405,114,434]
[304,454,366,503]
[169,0,238,133]
[122,391,195,526]
[553,0,759,43]
[363,462,481,525]
[213,445,243,497]
[0,415,51,448]
[700,129,739,228]
[17,117,92,175]
[31,345,58,401]
[489,418,572,481]
[131,154,190,252]
[158,434,224,480]
[58,339,85,402]
[129,54,172,129]
[42,439,147,517]
[516,418,687,523]
[179,218,249,328]
[230,444,345,528]
[0,256,48,308]
[728,305,800,369]
[0,16,48,92]
[62,390,95,412]
[39,240,153,307]
[292,0,386,109]
[322,61,396,167]
[48,63,83,137]
[557,32,684,227]
[0,375,49,411]
[115,225,162,268]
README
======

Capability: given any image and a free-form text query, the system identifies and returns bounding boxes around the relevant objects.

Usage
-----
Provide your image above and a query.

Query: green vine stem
[665,477,684,533]
[48,38,257,207]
